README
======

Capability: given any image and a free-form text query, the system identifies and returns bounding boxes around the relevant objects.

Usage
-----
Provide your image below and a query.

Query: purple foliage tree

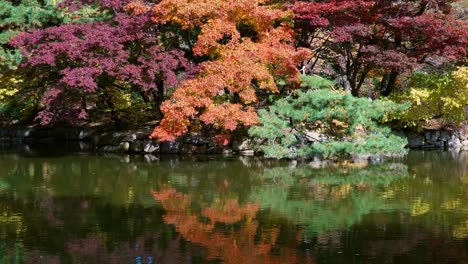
[11,0,194,126]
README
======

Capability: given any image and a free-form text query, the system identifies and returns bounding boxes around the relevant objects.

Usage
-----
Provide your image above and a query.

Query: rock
[448,136,462,148]
[195,145,208,154]
[430,131,440,143]
[118,142,130,152]
[131,140,144,153]
[180,144,198,154]
[184,134,209,145]
[23,129,34,138]
[407,132,425,148]
[15,129,29,140]
[222,147,233,155]
[459,129,468,141]
[117,131,149,142]
[423,131,432,142]
[423,130,440,145]
[79,129,97,140]
[232,138,252,151]
[119,132,138,142]
[143,140,160,154]
[95,132,115,145]
[206,145,224,154]
[134,131,151,140]
[105,132,139,144]
[160,141,180,154]
[440,131,449,142]
[453,128,468,141]
[393,130,406,138]
[462,140,468,146]
[304,130,326,143]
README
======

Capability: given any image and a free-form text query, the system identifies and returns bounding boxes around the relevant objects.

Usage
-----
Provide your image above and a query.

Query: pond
[0,149,467,263]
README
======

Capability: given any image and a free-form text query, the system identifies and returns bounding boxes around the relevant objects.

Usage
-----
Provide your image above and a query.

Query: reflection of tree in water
[0,151,467,263]
[152,188,315,264]
[0,191,213,264]
[249,152,468,263]
[406,150,468,181]
[395,151,468,240]
[251,163,410,236]
[0,154,312,263]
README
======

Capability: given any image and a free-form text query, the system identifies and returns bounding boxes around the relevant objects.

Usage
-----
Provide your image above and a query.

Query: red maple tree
[293,0,468,96]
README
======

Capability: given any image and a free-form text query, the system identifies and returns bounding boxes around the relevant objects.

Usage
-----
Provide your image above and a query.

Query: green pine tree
[249,75,409,159]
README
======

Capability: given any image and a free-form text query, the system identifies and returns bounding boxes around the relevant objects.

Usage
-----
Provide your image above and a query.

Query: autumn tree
[128,0,310,141]
[392,66,468,128]
[11,0,192,127]
[293,0,468,96]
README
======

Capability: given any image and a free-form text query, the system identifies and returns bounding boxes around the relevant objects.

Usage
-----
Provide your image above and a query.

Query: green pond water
[0,149,467,263]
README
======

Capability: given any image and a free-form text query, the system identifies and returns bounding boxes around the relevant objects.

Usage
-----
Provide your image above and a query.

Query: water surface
[0,149,467,263]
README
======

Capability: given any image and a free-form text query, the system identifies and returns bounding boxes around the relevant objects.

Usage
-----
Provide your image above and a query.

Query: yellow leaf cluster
[393,66,468,128]
[0,76,23,100]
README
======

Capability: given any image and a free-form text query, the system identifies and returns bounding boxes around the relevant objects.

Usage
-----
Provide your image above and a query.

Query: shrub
[249,75,408,159]
[392,66,468,128]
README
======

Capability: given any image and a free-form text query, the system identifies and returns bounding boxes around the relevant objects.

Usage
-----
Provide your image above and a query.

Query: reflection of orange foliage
[203,199,258,224]
[152,188,190,212]
[152,189,315,264]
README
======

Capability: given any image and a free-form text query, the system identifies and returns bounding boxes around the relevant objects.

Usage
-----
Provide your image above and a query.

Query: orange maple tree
[128,0,310,141]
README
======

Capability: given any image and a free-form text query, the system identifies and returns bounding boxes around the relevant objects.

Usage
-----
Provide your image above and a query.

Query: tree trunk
[101,91,122,129]
[337,68,353,94]
[380,71,399,96]
[153,79,164,117]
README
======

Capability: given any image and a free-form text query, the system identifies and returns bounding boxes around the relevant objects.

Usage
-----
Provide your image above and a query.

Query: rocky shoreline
[0,125,467,156]
[401,127,468,150]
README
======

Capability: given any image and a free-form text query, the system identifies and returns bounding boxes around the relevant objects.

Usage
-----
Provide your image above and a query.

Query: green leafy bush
[249,75,408,159]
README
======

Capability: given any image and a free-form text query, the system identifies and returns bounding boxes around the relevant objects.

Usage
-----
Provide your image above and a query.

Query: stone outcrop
[0,126,247,155]
[403,126,468,150]
[1,125,467,155]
